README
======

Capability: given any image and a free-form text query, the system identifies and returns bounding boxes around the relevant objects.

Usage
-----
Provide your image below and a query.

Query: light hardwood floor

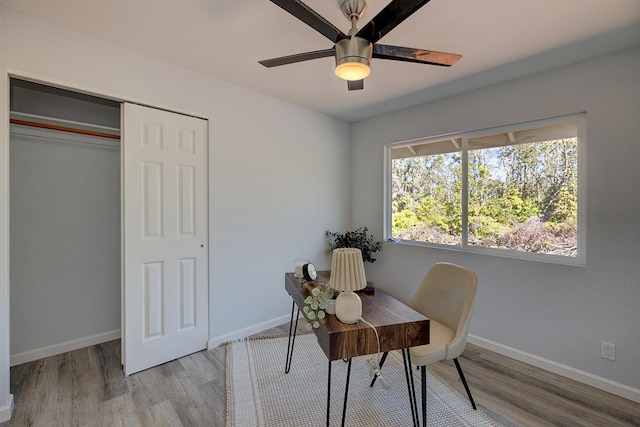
[2,323,639,426]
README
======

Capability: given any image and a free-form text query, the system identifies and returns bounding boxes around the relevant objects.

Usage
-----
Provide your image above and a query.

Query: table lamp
[329,248,367,324]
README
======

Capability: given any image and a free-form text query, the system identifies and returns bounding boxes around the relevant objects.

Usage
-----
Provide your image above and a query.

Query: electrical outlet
[601,342,615,361]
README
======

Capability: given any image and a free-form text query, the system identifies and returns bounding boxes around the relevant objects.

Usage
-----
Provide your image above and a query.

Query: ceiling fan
[259,0,462,91]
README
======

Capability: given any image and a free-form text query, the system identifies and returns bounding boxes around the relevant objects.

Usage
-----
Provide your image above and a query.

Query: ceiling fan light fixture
[335,60,370,81]
[335,37,372,81]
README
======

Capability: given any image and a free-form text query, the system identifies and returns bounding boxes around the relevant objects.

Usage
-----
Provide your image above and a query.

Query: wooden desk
[285,271,429,359]
[284,271,429,426]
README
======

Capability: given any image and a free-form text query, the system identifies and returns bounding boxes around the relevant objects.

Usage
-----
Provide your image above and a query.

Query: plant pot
[326,299,336,315]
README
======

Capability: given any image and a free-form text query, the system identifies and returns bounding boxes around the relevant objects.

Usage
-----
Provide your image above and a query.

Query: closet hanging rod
[9,118,120,140]
[11,111,120,132]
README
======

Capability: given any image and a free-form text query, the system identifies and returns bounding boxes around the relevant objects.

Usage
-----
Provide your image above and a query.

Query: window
[385,114,585,264]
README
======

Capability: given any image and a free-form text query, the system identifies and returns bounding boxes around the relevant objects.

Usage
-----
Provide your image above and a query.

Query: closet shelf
[9,111,120,140]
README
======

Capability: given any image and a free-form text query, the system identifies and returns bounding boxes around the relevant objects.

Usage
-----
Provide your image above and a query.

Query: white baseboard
[0,394,14,423]
[468,335,640,403]
[10,329,121,366]
[208,313,293,349]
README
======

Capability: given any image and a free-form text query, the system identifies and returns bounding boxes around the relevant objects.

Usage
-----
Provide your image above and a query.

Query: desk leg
[420,365,427,427]
[340,358,353,427]
[285,300,299,374]
[325,358,352,427]
[326,361,331,427]
[403,349,419,427]
[369,351,389,387]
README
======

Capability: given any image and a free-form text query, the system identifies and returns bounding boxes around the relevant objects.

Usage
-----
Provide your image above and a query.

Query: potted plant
[325,226,382,263]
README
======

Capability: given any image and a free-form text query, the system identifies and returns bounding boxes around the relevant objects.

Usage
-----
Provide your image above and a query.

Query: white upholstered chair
[408,262,478,426]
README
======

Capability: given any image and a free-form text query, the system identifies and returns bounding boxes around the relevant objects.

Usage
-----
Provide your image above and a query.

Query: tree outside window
[387,116,582,262]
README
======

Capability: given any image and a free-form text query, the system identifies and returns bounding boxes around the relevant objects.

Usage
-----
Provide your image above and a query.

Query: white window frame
[384,113,586,265]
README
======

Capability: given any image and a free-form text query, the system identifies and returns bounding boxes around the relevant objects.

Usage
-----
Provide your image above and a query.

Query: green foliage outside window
[391,136,578,257]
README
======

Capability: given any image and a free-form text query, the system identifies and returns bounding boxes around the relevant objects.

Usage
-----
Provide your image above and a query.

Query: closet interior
[9,79,122,365]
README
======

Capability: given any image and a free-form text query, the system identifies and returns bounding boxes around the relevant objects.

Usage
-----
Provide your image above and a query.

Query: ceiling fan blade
[259,49,335,68]
[348,80,364,91]
[373,44,462,66]
[269,0,347,43]
[357,0,432,44]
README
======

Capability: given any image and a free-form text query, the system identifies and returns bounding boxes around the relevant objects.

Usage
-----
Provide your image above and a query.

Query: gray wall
[351,46,640,391]
[0,6,351,415]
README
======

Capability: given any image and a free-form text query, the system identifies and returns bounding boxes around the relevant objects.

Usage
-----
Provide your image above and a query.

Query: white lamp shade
[329,248,367,292]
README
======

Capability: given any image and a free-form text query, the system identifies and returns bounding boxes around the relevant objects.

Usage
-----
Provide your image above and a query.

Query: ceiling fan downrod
[341,0,367,24]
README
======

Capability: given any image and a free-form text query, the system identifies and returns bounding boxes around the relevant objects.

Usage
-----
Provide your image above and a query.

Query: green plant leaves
[302,283,337,328]
[325,226,382,263]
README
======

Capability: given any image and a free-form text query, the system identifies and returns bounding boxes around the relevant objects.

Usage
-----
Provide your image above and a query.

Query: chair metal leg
[402,349,419,427]
[284,301,299,374]
[369,351,389,387]
[453,358,476,410]
[420,366,427,427]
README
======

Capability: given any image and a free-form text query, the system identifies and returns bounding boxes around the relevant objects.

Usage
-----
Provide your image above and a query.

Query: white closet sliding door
[121,103,209,376]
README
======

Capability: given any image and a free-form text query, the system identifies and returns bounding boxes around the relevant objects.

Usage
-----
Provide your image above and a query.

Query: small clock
[302,262,317,282]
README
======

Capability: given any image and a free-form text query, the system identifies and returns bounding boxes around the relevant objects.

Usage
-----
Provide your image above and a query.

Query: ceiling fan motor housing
[335,36,373,80]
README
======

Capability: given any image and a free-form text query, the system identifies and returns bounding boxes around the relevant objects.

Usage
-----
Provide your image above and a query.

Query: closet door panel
[122,103,208,376]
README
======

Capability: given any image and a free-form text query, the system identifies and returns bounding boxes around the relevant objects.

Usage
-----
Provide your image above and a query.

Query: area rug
[226,334,500,427]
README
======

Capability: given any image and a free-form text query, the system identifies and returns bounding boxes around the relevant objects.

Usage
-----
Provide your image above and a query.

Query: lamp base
[335,291,362,324]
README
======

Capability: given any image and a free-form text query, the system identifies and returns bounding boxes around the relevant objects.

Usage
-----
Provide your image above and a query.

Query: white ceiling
[2,0,640,121]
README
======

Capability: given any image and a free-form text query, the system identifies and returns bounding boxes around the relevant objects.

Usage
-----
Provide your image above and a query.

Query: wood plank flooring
[429,345,640,427]
[2,323,639,426]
